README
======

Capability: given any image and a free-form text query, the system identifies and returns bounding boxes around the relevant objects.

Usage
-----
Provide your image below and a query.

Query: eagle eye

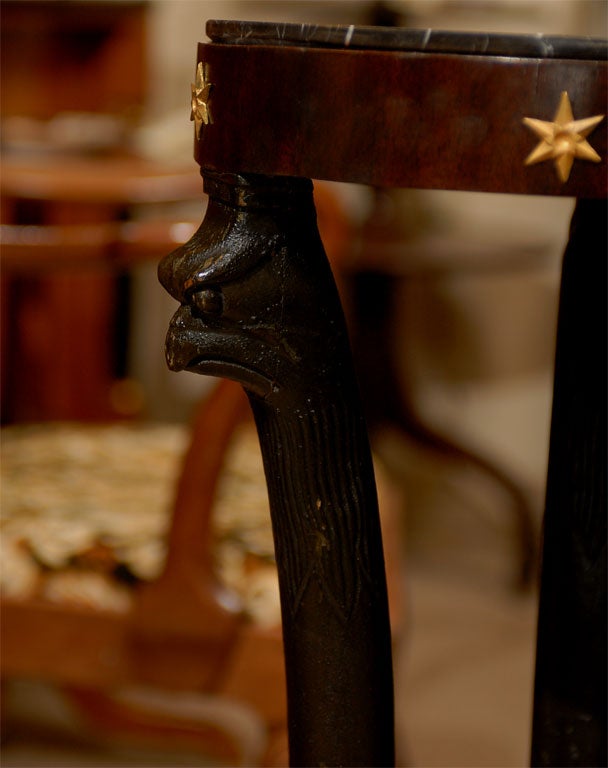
[191,288,223,317]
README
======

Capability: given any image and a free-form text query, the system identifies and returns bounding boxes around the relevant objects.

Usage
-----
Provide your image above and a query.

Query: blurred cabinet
[1,0,148,121]
[0,1,163,424]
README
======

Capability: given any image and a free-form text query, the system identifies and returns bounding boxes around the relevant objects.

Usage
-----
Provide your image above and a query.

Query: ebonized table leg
[531,199,607,767]
[159,172,395,768]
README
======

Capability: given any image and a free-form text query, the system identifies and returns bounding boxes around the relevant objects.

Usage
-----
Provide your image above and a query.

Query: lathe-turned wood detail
[158,171,394,767]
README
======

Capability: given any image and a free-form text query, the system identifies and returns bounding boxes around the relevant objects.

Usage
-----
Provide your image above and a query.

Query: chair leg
[531,199,607,768]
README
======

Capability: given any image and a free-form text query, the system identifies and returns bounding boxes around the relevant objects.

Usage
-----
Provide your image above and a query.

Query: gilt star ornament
[191,62,213,139]
[522,91,604,183]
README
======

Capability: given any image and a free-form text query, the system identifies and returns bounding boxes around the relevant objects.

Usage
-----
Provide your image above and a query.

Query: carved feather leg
[159,172,395,767]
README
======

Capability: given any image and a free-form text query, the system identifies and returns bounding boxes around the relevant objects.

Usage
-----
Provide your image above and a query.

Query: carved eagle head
[158,175,352,409]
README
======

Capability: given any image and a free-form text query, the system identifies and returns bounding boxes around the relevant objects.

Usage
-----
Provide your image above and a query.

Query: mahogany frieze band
[193,33,607,196]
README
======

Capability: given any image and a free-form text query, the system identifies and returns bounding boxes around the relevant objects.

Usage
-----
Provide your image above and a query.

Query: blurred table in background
[0,0,202,422]
[1,155,201,422]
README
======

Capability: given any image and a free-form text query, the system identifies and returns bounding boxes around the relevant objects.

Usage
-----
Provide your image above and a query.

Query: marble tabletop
[206,19,607,61]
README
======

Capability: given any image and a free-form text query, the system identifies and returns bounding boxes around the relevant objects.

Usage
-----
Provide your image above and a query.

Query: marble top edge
[205,19,607,61]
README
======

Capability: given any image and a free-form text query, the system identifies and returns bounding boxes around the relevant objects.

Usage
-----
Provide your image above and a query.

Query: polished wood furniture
[0,155,201,422]
[159,21,607,767]
[1,0,148,122]
[0,380,276,765]
[0,0,164,423]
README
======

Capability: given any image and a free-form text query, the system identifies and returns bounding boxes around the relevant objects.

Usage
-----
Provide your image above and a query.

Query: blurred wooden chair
[0,176,405,765]
[1,379,405,766]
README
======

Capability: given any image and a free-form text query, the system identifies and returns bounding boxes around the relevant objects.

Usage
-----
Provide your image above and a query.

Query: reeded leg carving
[531,199,607,767]
[158,172,395,768]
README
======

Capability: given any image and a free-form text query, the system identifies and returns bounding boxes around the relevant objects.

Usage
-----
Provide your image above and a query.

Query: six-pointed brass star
[191,62,213,139]
[523,91,604,183]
